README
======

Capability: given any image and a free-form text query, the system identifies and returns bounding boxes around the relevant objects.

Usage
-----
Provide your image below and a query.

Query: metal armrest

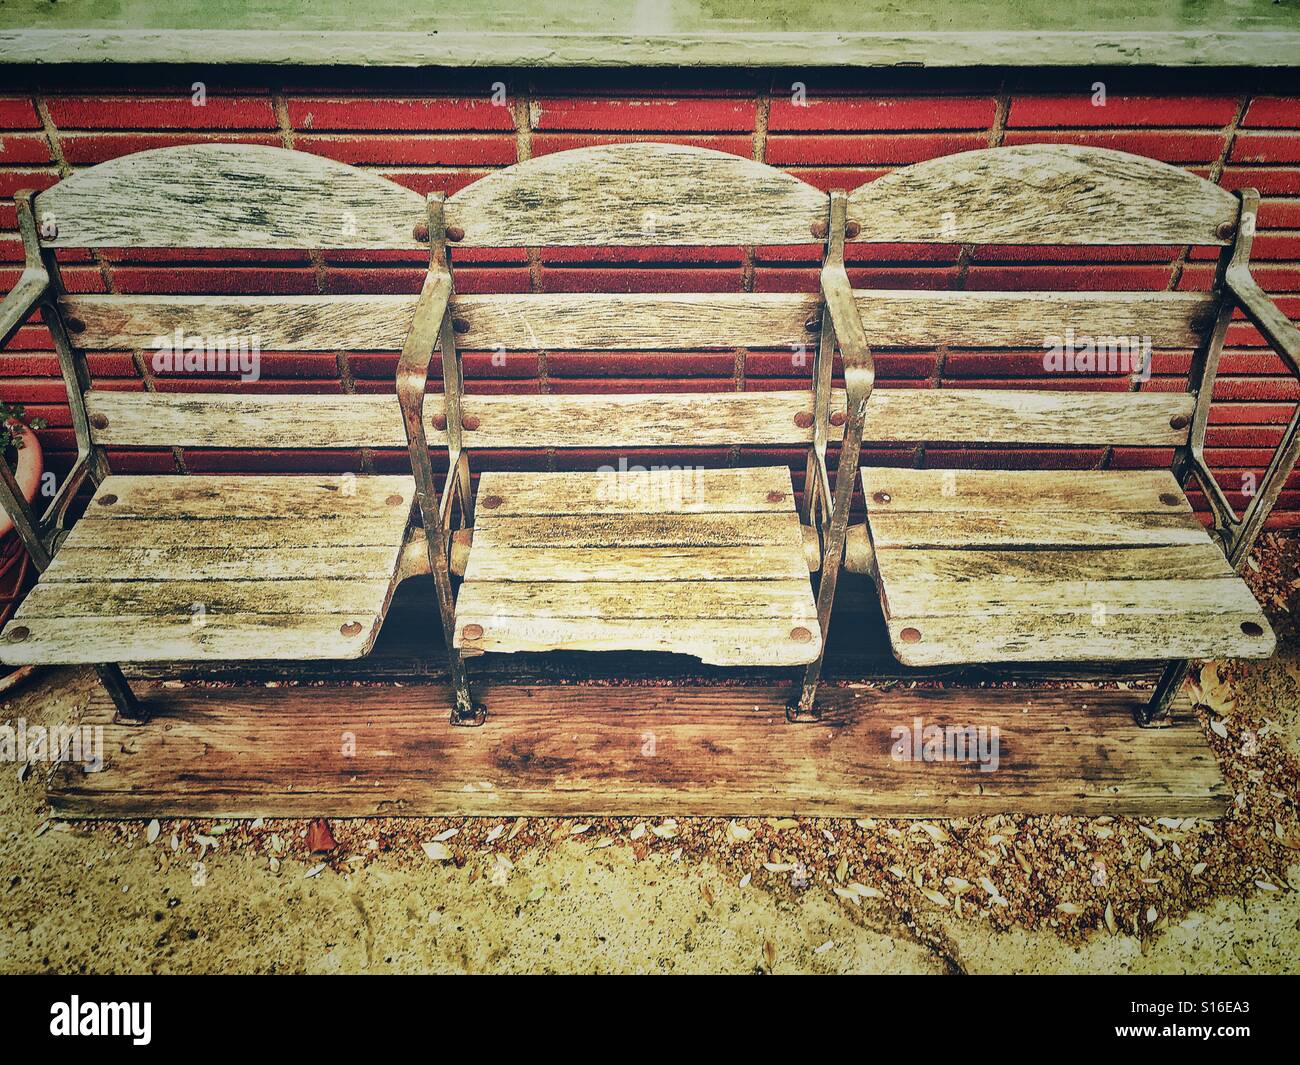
[0,455,49,570]
[1212,266,1300,567]
[817,260,875,527]
[395,266,453,423]
[39,453,91,550]
[820,263,874,381]
[0,224,52,564]
[0,267,49,351]
[1,191,49,349]
[396,263,454,551]
[1228,265,1300,377]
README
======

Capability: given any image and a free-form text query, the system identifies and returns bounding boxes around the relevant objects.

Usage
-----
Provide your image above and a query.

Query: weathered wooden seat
[1,475,415,664]
[0,144,461,716]
[455,467,820,665]
[396,142,871,721]
[839,145,1300,722]
[861,468,1272,666]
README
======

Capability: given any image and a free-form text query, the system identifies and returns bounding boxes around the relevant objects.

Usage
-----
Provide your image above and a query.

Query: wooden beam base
[47,682,1227,819]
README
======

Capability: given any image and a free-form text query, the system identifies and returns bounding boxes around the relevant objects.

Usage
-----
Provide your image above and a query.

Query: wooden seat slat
[869,511,1210,550]
[860,469,1193,514]
[44,545,405,583]
[472,511,805,550]
[883,577,1264,621]
[457,579,817,621]
[872,544,1234,584]
[454,617,821,667]
[19,578,393,619]
[0,614,385,665]
[473,468,794,516]
[882,613,1274,667]
[462,545,809,583]
[76,474,415,521]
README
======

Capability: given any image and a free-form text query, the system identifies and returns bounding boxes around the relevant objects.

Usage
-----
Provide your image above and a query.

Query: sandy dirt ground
[2,538,1299,974]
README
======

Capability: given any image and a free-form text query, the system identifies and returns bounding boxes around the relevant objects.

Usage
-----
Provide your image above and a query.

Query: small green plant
[1,401,46,468]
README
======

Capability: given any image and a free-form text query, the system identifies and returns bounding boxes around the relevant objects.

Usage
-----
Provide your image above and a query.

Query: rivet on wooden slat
[340,621,363,637]
[385,494,404,506]
[899,626,922,644]
[412,222,430,242]
[810,220,828,239]
[452,318,470,334]
[793,411,814,429]
[6,625,29,642]
[90,413,109,431]
[766,490,786,503]
[432,414,447,431]
[829,411,846,427]
[1169,414,1191,430]
[462,623,484,640]
[1158,492,1181,506]
[462,415,481,431]
[789,626,813,643]
[872,491,891,504]
[1241,621,1263,637]
[845,221,862,239]
[1215,219,1236,240]
[446,225,465,243]
[65,317,86,333]
[97,493,118,506]
[481,495,503,510]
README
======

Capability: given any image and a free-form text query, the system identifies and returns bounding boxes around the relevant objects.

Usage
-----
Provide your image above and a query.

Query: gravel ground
[1,535,1298,974]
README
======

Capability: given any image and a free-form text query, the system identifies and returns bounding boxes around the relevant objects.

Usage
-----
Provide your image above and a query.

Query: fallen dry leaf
[306,818,337,855]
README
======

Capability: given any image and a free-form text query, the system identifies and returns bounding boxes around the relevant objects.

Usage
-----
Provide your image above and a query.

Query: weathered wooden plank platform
[47,682,1226,820]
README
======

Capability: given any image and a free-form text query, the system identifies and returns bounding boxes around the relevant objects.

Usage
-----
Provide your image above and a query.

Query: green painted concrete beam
[0,1,1297,66]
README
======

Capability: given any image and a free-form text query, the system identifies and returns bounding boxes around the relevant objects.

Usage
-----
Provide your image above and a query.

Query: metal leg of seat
[446,646,485,727]
[1137,659,1192,727]
[97,664,145,724]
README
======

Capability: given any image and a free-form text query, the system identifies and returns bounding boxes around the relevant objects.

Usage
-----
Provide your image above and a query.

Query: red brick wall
[2,68,1298,526]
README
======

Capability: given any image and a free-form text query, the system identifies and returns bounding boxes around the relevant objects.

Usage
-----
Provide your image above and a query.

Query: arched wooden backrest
[838,145,1236,451]
[446,142,828,246]
[846,144,1239,246]
[34,144,428,249]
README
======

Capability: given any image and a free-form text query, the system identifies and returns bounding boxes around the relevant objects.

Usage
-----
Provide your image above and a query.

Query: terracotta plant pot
[0,423,43,628]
